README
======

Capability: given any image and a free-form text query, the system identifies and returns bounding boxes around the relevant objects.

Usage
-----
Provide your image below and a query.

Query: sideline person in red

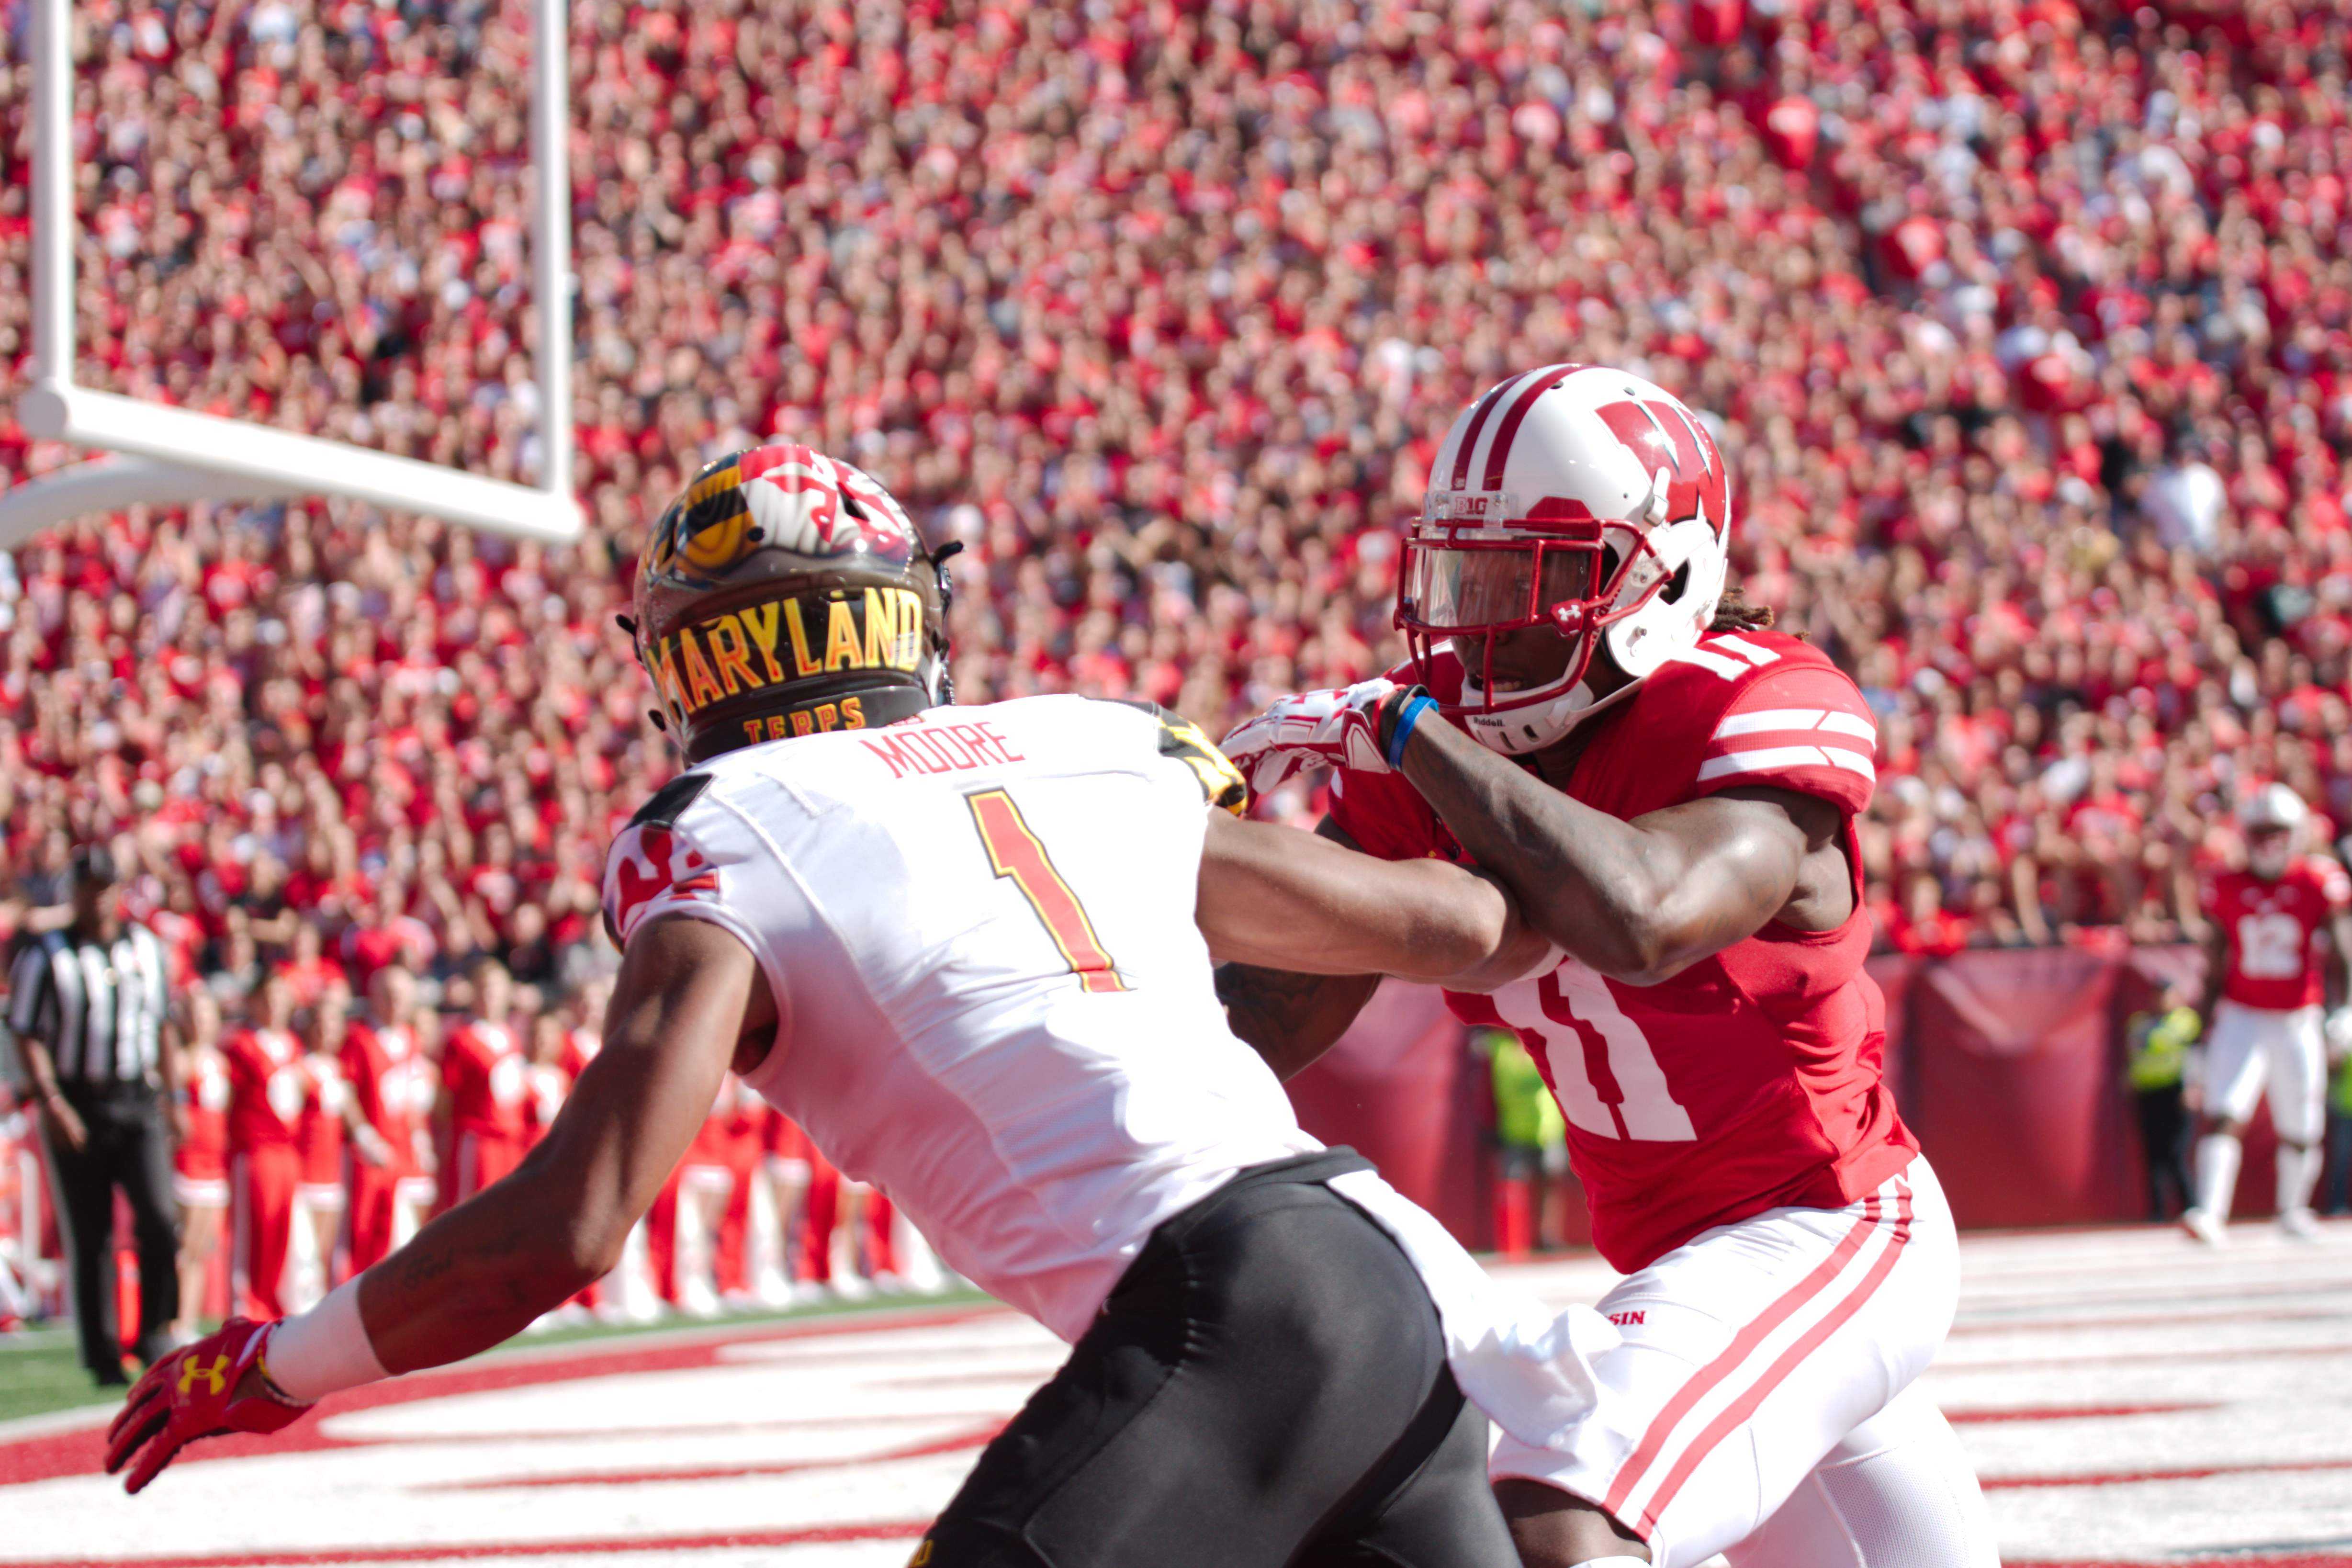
[436,958,527,1206]
[168,991,232,1338]
[222,973,304,1318]
[341,966,432,1271]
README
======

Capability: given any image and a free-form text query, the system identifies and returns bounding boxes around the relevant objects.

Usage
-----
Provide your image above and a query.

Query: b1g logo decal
[1594,395,1728,534]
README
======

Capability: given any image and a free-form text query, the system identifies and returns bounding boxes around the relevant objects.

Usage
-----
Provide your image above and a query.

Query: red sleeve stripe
[1711,706,1876,743]
[1697,745,1876,784]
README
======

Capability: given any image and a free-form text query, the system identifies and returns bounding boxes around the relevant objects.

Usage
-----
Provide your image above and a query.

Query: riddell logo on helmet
[644,588,926,721]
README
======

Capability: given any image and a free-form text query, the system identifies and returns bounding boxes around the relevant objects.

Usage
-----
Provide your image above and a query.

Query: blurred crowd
[0,0,2349,1065]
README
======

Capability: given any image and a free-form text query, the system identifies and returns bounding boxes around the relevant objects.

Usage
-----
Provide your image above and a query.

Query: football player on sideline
[2183,783,2352,1243]
[109,446,1625,1568]
[1220,366,1997,1568]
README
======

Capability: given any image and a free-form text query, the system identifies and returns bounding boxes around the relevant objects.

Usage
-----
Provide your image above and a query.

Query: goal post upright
[530,0,574,509]
[28,0,73,396]
[0,0,585,549]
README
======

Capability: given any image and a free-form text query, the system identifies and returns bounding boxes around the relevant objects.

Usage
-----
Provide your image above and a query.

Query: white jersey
[601,695,1319,1339]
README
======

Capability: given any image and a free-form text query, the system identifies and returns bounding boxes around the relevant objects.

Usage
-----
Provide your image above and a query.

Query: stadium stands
[2,0,2349,997]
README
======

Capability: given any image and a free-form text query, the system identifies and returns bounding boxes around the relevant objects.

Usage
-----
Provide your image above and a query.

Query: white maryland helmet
[1400,364,1733,755]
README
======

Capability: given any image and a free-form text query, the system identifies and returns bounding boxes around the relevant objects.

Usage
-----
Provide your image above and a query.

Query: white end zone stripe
[1697,745,1875,783]
[1612,1181,1913,1529]
[1712,707,1876,742]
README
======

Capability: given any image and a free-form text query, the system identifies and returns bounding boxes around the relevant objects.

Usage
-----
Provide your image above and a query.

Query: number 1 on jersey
[967,789,1129,993]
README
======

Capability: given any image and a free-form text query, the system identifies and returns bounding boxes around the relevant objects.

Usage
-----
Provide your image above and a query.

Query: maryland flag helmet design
[633,446,954,761]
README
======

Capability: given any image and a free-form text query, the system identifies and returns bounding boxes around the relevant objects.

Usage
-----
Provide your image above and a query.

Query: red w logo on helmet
[1594,398,1730,537]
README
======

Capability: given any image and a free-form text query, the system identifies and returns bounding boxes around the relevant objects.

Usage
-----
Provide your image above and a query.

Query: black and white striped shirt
[7,925,170,1090]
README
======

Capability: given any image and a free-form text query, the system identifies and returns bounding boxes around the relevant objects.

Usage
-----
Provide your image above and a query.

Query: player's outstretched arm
[1204,810,1545,1078]
[357,916,763,1369]
[1200,807,1547,981]
[1397,718,1839,985]
[106,916,765,1494]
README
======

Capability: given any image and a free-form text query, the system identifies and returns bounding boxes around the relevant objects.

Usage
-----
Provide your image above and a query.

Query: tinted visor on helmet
[1403,537,1598,633]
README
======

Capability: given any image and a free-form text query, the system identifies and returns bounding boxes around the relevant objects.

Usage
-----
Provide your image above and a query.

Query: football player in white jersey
[109,446,1604,1567]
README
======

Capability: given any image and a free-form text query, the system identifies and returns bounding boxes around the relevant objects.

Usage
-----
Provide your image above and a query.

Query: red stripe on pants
[1602,1194,1888,1519]
[1635,1185,1914,1534]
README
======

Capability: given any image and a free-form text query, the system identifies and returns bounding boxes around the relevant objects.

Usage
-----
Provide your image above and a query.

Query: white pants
[2203,1002,2327,1141]
[1488,1158,1993,1568]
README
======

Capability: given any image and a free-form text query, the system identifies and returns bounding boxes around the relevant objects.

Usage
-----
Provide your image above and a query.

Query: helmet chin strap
[1458,665,1642,756]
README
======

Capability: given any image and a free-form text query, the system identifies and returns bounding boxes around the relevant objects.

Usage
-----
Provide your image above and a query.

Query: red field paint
[1985,1455,2352,1490]
[1940,1401,2216,1424]
[0,1520,934,1568]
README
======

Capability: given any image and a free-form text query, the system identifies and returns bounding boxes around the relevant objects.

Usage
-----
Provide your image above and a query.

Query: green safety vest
[1483,1029,1565,1150]
[2125,1006,2199,1092]
[2332,1052,2352,1118]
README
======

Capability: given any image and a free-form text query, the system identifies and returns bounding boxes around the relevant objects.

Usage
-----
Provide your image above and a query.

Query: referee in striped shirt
[8,846,179,1383]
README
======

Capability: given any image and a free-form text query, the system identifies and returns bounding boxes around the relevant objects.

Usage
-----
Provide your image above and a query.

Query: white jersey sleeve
[602,772,762,951]
[597,695,1314,1339]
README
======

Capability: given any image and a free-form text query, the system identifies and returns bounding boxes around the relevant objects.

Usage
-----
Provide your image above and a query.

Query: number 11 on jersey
[967,789,1129,993]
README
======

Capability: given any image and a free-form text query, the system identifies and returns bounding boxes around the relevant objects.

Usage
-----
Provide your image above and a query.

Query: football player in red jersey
[1222,367,1994,1568]
[2185,784,2352,1243]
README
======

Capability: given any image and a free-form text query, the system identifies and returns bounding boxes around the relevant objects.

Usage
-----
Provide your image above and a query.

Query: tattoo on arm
[1216,962,1378,1081]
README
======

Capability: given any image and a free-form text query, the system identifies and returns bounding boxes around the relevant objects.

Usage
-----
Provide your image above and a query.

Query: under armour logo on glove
[107,1319,312,1494]
[177,1354,232,1399]
[1220,678,1402,799]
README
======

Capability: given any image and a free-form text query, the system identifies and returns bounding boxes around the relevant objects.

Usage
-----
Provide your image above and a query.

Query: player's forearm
[20,1037,68,1110]
[1397,718,1705,980]
[1197,812,1530,981]
[356,1146,615,1374]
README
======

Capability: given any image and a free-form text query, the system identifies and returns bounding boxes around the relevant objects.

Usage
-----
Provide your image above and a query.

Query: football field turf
[2,1224,2347,1568]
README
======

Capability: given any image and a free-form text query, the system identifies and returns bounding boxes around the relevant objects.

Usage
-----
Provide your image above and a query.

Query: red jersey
[1330,631,1917,1271]
[2204,857,2352,1010]
[560,1026,600,1081]
[523,1062,571,1144]
[222,1027,305,1152]
[175,1044,231,1181]
[295,1056,349,1185]
[441,1020,528,1141]
[341,1020,428,1163]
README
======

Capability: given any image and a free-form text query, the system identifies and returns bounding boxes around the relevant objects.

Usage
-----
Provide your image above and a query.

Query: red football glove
[105,1318,313,1494]
[1219,679,1420,799]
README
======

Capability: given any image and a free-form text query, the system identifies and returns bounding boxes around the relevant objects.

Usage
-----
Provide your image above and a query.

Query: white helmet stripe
[1446,374,1528,493]
[1479,363,1585,494]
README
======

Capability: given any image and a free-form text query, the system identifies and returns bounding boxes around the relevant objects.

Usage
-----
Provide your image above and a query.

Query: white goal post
[0,0,584,549]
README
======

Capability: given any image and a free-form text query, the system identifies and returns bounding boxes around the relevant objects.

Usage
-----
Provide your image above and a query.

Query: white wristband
[262,1277,391,1402]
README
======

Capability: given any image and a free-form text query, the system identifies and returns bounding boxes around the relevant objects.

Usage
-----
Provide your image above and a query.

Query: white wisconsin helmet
[1400,364,1733,755]
[2240,782,2309,832]
[2241,782,2308,878]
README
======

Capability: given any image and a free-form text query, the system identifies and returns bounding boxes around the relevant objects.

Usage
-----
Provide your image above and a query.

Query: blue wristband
[1386,694,1437,768]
